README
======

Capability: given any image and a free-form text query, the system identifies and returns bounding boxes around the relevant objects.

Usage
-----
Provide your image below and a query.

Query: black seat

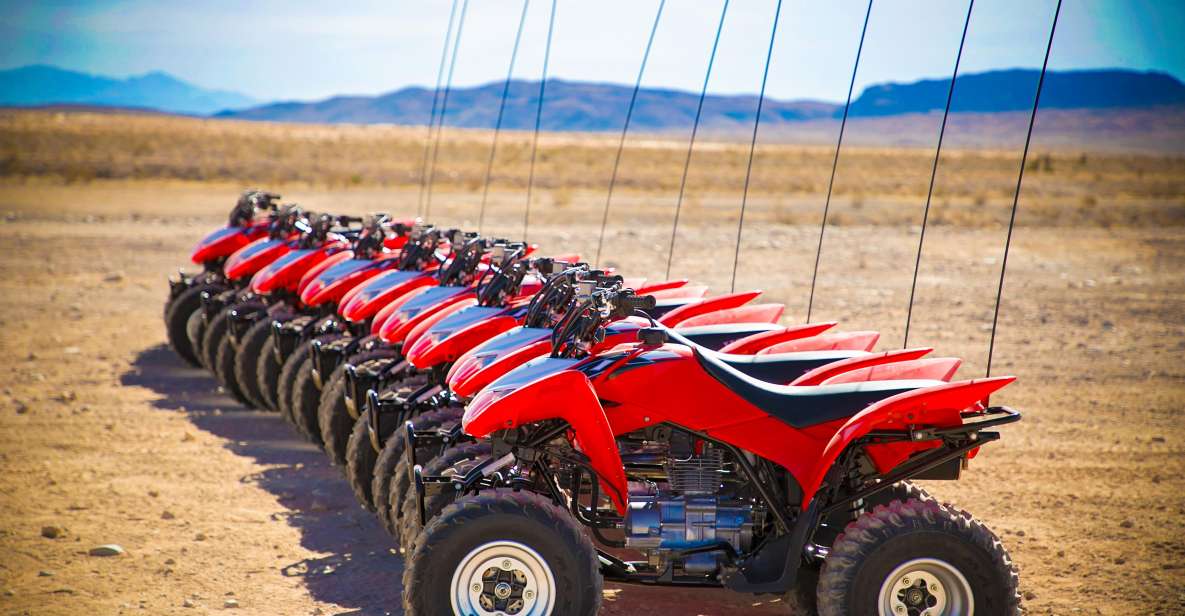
[714,349,865,383]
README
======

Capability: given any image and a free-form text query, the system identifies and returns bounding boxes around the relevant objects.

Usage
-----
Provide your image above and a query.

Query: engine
[622,435,755,576]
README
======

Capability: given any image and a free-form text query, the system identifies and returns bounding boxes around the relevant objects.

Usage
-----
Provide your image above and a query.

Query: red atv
[164,190,279,366]
[402,285,1022,615]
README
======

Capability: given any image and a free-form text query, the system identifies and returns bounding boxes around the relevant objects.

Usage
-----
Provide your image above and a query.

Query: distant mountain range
[0,65,256,115]
[4,64,1184,133]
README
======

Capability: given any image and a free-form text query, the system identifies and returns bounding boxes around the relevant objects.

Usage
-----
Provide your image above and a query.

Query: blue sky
[2,0,1182,103]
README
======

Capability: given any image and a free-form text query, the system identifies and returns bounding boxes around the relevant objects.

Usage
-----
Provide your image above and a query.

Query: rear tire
[344,413,378,511]
[817,498,1020,616]
[255,332,282,412]
[373,405,463,538]
[277,339,312,427]
[234,318,273,409]
[318,349,400,467]
[403,489,601,616]
[165,284,216,367]
[399,441,492,555]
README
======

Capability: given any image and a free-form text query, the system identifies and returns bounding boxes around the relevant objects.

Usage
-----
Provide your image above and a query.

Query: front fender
[658,290,762,326]
[464,367,627,514]
[799,376,1015,509]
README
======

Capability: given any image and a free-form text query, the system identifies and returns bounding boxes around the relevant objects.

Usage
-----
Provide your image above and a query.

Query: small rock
[1057,550,1065,557]
[1016,530,1026,537]
[194,533,207,541]
[3,589,14,597]
[41,525,65,539]
[54,391,77,403]
[182,598,196,608]
[89,544,125,557]
[1119,519,1133,528]
[15,401,28,415]
[148,490,159,498]
[38,570,54,577]
[182,433,195,442]
[1151,436,1166,443]
[103,272,126,283]
[1024,591,1037,601]
[161,511,176,520]
[1114,557,1126,565]
[63,347,81,355]
[224,599,239,609]
[164,558,176,565]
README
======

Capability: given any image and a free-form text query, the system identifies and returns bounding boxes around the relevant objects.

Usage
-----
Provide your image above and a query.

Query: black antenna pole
[477,0,531,234]
[416,0,460,218]
[593,0,666,267]
[903,0,974,347]
[665,0,730,280]
[987,0,1061,376]
[424,0,471,220]
[730,0,783,292]
[805,0,872,322]
[522,0,558,242]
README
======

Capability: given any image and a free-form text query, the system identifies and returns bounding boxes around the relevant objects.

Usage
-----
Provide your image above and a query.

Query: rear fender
[635,279,690,294]
[190,226,254,265]
[675,303,784,327]
[224,238,290,281]
[757,330,879,355]
[718,322,838,354]
[297,249,353,296]
[644,285,710,301]
[822,357,962,385]
[800,377,1016,508]
[658,290,763,326]
[464,368,627,513]
[790,348,932,386]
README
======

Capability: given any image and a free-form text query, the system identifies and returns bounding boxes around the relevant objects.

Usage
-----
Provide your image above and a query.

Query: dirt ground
[0,180,1183,615]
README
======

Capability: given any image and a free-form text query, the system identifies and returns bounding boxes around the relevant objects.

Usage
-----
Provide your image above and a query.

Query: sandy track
[1,182,1183,615]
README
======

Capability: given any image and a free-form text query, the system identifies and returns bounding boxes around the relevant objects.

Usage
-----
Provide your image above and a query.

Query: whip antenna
[477,0,531,234]
[729,0,783,292]
[805,0,873,321]
[987,0,1061,376]
[424,0,471,220]
[416,0,460,218]
[903,0,974,347]
[665,0,731,280]
[593,0,666,267]
[521,0,558,242]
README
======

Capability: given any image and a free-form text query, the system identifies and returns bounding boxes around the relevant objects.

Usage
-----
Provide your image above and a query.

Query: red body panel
[298,250,353,295]
[464,365,629,512]
[636,279,690,294]
[757,330,880,354]
[718,322,838,354]
[404,306,521,370]
[250,243,343,294]
[676,303,784,327]
[190,222,269,265]
[342,270,439,323]
[224,238,291,281]
[370,286,431,335]
[300,257,397,307]
[658,291,761,326]
[403,298,479,351]
[645,285,709,300]
[378,286,477,344]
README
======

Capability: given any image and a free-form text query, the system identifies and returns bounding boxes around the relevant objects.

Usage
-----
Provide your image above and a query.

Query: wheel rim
[450,540,556,616]
[878,557,973,616]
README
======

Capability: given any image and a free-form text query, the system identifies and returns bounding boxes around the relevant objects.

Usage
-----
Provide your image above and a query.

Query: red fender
[676,303,785,327]
[371,286,431,335]
[402,298,479,352]
[464,367,627,514]
[658,291,762,326]
[822,357,962,385]
[190,222,267,265]
[790,348,933,386]
[343,271,438,323]
[250,247,334,294]
[379,288,477,344]
[718,322,838,354]
[799,377,1016,508]
[636,279,690,294]
[224,238,290,281]
[297,249,353,295]
[405,310,520,370]
[448,331,552,399]
[757,330,879,355]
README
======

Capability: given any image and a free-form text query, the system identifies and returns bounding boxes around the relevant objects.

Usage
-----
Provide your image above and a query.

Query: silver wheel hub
[878,558,973,616]
[450,540,555,616]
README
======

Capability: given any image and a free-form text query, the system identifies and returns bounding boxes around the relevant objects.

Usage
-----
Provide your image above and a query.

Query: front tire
[344,413,378,511]
[318,349,399,466]
[276,339,313,426]
[234,318,273,409]
[165,284,217,367]
[373,405,464,537]
[214,335,251,406]
[403,489,601,616]
[399,440,491,554]
[201,310,231,376]
[817,498,1020,616]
